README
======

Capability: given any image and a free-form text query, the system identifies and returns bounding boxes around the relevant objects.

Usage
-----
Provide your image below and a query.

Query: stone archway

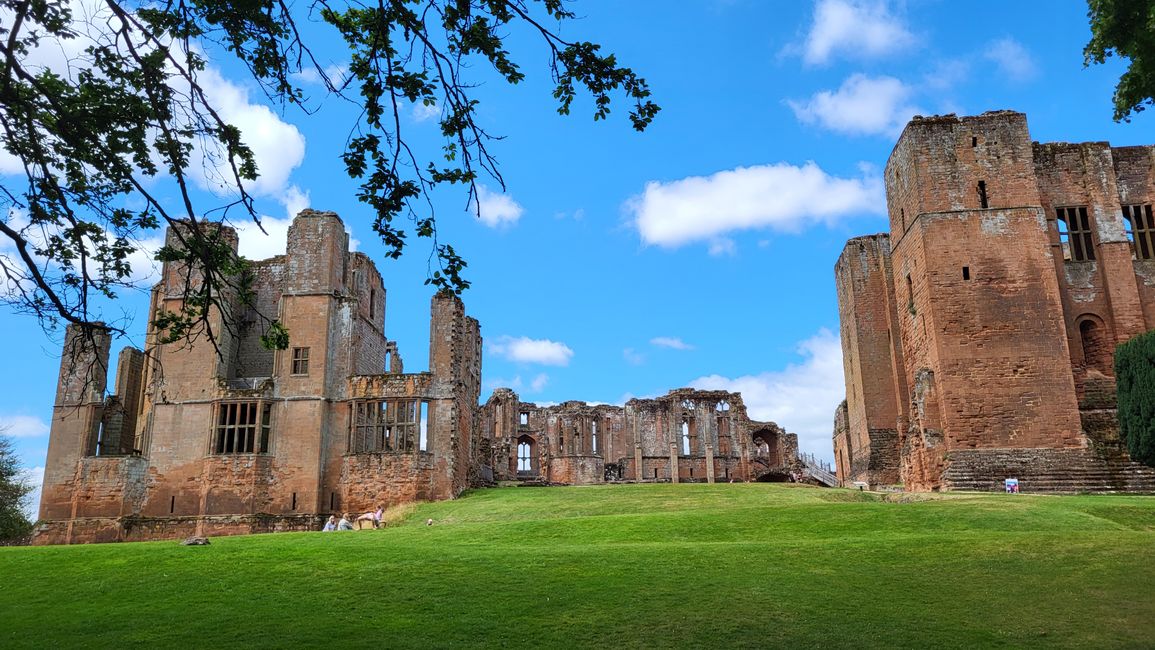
[751,428,780,467]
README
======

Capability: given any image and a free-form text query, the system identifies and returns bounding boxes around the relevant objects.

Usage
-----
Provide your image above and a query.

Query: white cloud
[282,186,311,220]
[0,414,50,438]
[708,238,737,256]
[488,335,573,366]
[689,329,843,463]
[650,337,694,351]
[412,101,441,123]
[628,162,884,248]
[232,214,293,260]
[800,0,916,65]
[1,208,162,287]
[193,66,307,205]
[923,58,971,91]
[530,373,549,393]
[19,466,44,522]
[984,38,1037,82]
[484,375,524,393]
[291,63,348,88]
[0,1,307,220]
[472,185,524,228]
[788,74,922,137]
[623,347,645,366]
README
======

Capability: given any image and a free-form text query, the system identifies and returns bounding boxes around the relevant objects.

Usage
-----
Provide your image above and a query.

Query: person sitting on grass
[356,506,384,529]
[337,513,354,531]
[322,515,337,532]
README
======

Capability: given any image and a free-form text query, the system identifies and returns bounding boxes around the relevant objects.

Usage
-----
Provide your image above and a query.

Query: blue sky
[3,0,1155,514]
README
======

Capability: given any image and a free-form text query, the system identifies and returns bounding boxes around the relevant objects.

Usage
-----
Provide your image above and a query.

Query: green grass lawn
[2,484,1154,649]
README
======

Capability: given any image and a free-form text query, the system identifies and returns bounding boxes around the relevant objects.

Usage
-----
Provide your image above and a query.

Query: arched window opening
[681,421,690,456]
[517,435,535,474]
[1079,317,1112,375]
[592,421,598,453]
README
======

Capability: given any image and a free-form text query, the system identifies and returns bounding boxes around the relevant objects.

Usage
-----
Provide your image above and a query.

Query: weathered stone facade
[37,210,482,544]
[37,210,802,544]
[835,111,1155,492]
[479,388,799,485]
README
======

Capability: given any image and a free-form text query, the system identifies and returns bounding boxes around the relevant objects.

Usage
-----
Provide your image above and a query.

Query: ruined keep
[37,210,802,544]
[835,110,1155,492]
[37,211,482,544]
[479,388,798,485]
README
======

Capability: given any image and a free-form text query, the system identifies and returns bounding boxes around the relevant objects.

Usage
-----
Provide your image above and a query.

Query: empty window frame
[592,420,598,453]
[349,400,422,453]
[517,440,533,472]
[214,402,272,454]
[1057,206,1095,261]
[519,412,529,426]
[290,347,310,375]
[1124,204,1155,260]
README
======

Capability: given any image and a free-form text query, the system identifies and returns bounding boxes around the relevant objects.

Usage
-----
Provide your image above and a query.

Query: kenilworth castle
[37,110,1155,544]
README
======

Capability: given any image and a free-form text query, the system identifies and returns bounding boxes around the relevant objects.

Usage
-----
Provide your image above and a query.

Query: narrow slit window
[419,402,429,451]
[1124,204,1155,260]
[681,421,690,456]
[369,287,376,320]
[962,266,970,280]
[905,274,914,315]
[592,421,598,453]
[977,180,989,209]
[1057,206,1095,261]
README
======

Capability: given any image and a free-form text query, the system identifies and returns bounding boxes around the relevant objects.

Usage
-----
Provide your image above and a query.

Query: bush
[1115,330,1155,467]
[0,435,33,544]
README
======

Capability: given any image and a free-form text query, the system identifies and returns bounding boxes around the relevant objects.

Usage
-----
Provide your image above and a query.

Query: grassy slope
[1,484,1154,649]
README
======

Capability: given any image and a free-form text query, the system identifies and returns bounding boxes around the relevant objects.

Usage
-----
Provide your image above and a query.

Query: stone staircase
[942,447,1155,493]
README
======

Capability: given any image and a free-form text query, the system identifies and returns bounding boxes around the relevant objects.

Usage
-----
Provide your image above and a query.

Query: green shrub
[1115,330,1155,467]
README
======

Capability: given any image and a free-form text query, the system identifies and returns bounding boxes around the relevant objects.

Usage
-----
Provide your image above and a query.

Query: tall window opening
[592,421,598,453]
[517,435,535,474]
[977,180,988,209]
[369,287,376,319]
[681,421,690,456]
[215,402,272,454]
[350,400,421,453]
[1124,204,1155,260]
[419,402,429,451]
[1057,206,1095,261]
[290,347,310,375]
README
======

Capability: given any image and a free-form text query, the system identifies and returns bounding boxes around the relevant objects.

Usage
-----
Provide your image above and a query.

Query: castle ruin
[835,111,1155,492]
[36,210,801,544]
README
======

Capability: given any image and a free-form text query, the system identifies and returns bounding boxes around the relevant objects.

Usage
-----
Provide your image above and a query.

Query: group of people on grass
[322,506,383,532]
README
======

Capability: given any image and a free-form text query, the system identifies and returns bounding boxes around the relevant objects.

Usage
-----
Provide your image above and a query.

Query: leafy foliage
[0,432,33,544]
[1085,0,1155,121]
[1115,329,1155,466]
[0,0,658,350]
